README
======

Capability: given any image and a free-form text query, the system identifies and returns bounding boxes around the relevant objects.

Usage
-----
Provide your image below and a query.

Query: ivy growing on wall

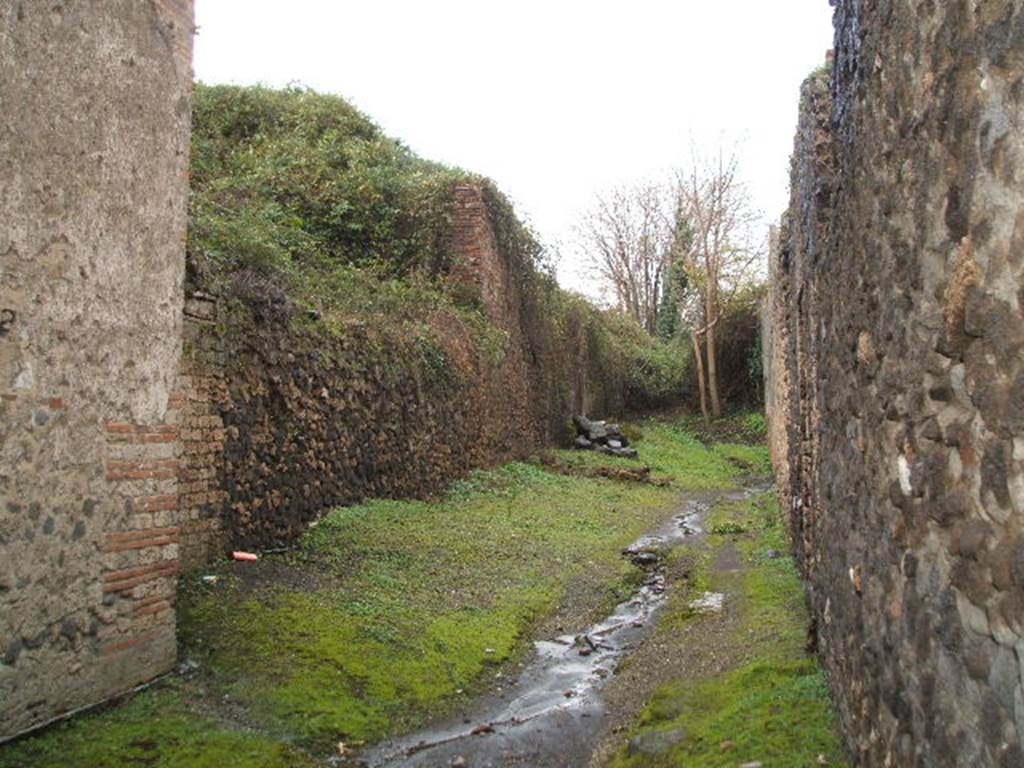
[186,82,692,412]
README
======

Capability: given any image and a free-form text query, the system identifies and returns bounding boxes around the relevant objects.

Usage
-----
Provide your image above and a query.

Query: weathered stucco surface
[0,0,193,740]
[770,1,1024,764]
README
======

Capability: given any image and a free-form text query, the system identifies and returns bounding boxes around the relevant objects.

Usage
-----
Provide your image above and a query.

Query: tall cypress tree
[656,214,692,339]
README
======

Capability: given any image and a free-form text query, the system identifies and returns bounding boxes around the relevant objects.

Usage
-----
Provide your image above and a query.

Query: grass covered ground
[608,487,848,767]
[0,682,320,768]
[548,418,771,490]
[177,461,677,752]
[0,418,773,767]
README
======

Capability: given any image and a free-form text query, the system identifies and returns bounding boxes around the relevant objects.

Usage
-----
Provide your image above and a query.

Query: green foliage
[707,282,768,407]
[656,281,680,340]
[656,251,689,340]
[741,410,767,435]
[1,420,790,766]
[186,82,692,412]
[481,180,552,281]
[596,312,691,409]
[709,520,747,535]
[626,335,690,407]
[748,320,764,382]
[0,684,318,768]
[612,491,847,768]
[176,425,731,751]
[188,84,465,295]
[187,82,514,380]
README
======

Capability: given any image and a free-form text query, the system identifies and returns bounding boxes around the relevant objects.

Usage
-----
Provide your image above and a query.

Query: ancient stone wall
[177,295,229,571]
[176,183,625,557]
[770,1,1024,765]
[0,0,194,741]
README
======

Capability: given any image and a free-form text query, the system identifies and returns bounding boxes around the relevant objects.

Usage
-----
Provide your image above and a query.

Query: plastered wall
[0,0,193,740]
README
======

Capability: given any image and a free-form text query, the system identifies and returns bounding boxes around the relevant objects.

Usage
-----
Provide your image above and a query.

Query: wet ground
[3,426,845,768]
[357,482,767,768]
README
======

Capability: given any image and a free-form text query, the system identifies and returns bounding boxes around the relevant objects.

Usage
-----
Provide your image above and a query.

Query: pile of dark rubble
[572,415,638,459]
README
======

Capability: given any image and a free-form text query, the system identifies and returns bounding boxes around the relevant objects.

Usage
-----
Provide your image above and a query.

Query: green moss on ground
[177,458,679,751]
[623,659,841,768]
[611,490,848,768]
[1,416,806,767]
[677,410,769,446]
[0,684,318,768]
[551,418,762,491]
[183,587,558,745]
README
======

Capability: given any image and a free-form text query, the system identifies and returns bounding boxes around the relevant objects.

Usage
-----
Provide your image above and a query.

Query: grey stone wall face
[771,1,1024,765]
[0,0,193,740]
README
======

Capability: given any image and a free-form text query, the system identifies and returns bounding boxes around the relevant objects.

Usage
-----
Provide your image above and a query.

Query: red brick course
[133,494,179,513]
[104,526,179,552]
[101,561,179,593]
[106,459,179,481]
[100,630,168,656]
[105,422,179,443]
[132,596,174,618]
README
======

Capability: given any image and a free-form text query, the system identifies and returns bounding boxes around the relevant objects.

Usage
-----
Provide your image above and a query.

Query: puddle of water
[356,482,767,768]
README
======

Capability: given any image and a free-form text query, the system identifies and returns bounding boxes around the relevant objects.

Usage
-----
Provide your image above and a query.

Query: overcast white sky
[193,1,835,296]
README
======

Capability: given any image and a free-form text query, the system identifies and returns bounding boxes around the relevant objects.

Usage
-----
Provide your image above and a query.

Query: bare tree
[675,149,763,419]
[576,181,674,334]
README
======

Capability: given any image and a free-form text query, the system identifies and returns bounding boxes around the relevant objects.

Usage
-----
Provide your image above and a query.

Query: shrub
[187,83,466,301]
[185,83,692,415]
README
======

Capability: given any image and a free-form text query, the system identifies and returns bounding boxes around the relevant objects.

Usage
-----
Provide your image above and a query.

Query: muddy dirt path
[356,480,769,768]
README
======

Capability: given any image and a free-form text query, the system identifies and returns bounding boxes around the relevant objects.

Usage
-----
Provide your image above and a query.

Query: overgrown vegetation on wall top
[185,82,689,411]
